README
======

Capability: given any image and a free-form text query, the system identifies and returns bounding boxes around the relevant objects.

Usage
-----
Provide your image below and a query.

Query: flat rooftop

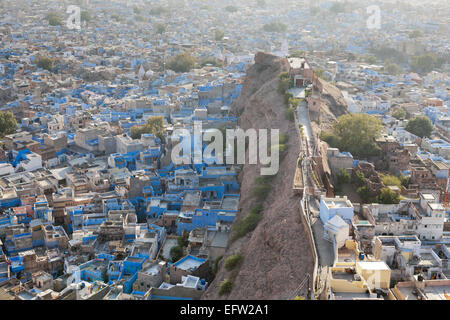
[357,261,390,271]
[221,196,239,211]
[183,191,201,207]
[208,231,228,248]
[173,255,205,271]
[324,199,352,208]
[337,247,357,263]
[422,194,435,201]
[142,264,159,276]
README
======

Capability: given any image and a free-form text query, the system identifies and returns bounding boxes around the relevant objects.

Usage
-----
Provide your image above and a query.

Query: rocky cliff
[202,52,314,300]
[310,77,349,135]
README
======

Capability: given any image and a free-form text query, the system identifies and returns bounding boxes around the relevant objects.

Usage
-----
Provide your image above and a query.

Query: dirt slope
[202,52,314,300]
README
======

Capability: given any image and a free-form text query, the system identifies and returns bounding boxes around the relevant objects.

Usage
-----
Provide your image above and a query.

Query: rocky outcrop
[202,53,314,300]
[310,77,348,135]
[318,78,348,117]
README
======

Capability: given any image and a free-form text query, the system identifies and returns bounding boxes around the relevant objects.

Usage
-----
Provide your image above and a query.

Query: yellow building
[328,258,392,299]
[355,261,391,290]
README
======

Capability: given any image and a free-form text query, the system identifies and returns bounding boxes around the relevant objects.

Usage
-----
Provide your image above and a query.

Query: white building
[115,134,143,155]
[177,275,207,291]
[324,214,350,248]
[16,152,42,172]
[320,196,354,224]
[0,163,14,176]
[368,193,445,241]
[414,193,445,241]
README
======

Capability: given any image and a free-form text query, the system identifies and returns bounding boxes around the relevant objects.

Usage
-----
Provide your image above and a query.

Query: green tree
[0,111,18,137]
[337,168,350,185]
[322,113,382,158]
[167,52,196,73]
[81,11,92,22]
[46,12,63,26]
[285,108,295,121]
[263,22,287,33]
[353,170,366,188]
[149,6,169,16]
[347,52,357,62]
[410,53,437,74]
[370,46,408,65]
[357,186,371,203]
[283,92,293,106]
[111,14,122,22]
[363,55,377,64]
[392,108,406,120]
[385,62,400,75]
[290,50,306,58]
[225,5,238,13]
[400,175,410,188]
[310,6,320,16]
[314,68,326,79]
[278,72,292,94]
[170,246,184,262]
[130,116,165,140]
[376,187,400,204]
[215,29,225,41]
[288,97,300,109]
[177,235,188,248]
[135,15,146,22]
[155,23,166,34]
[380,174,402,188]
[408,30,423,39]
[405,116,433,138]
[35,56,54,71]
[320,131,340,149]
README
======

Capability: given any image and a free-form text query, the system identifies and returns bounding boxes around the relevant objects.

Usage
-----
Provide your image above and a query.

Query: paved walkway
[309,198,335,267]
[297,100,316,160]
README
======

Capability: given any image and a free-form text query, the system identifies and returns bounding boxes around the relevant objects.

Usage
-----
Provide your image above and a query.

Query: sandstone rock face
[202,53,314,300]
